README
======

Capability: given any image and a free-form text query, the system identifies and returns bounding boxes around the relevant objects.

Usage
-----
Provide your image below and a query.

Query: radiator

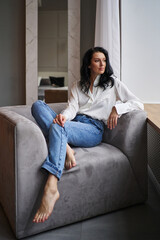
[147,123,160,194]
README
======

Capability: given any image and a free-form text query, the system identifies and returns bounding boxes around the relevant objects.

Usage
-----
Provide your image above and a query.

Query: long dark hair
[80,47,114,93]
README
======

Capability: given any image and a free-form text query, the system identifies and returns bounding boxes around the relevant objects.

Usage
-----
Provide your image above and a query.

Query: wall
[121,0,160,103]
[38,10,68,72]
[26,0,38,105]
[68,0,80,96]
[0,0,25,107]
[80,0,97,62]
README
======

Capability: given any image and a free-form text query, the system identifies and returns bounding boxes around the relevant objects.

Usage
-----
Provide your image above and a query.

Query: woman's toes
[72,162,76,167]
[36,213,42,223]
[33,213,38,223]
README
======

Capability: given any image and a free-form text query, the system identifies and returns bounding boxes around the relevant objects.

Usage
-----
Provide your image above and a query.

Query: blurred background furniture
[0,103,147,239]
[45,89,68,103]
[38,76,68,101]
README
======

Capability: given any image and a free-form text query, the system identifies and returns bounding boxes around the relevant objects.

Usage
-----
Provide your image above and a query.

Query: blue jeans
[31,100,104,180]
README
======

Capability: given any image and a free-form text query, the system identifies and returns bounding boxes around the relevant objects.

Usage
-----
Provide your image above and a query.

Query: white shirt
[61,75,144,124]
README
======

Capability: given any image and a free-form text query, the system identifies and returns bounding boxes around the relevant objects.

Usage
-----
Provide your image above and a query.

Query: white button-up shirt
[61,75,144,124]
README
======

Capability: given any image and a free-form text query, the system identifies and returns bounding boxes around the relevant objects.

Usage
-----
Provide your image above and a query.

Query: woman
[31,47,144,223]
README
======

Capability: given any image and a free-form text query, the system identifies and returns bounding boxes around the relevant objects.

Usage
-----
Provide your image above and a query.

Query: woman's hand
[53,114,66,127]
[107,106,118,130]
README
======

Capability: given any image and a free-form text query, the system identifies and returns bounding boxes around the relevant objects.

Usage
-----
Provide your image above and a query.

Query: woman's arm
[107,106,118,130]
[107,77,144,130]
[114,77,144,115]
[60,82,79,121]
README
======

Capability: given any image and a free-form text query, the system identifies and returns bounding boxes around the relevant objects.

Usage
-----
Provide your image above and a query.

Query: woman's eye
[94,59,106,63]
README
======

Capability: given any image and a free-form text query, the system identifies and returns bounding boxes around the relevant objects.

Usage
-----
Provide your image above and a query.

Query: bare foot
[33,174,60,223]
[65,144,76,170]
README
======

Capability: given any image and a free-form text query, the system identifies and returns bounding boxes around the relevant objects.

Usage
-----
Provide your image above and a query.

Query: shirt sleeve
[114,77,144,115]
[61,81,79,121]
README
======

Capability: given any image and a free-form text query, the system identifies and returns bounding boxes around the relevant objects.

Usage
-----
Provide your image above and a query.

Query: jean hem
[41,161,62,180]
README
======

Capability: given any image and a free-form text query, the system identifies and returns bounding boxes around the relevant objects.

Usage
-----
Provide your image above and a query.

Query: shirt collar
[93,75,100,87]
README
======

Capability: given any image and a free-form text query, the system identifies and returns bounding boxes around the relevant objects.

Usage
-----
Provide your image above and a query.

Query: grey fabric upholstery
[0,103,147,239]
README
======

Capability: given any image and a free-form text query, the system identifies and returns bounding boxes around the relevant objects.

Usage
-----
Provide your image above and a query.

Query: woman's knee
[31,100,44,115]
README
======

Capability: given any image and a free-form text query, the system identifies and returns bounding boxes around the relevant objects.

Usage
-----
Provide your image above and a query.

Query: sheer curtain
[95,0,121,79]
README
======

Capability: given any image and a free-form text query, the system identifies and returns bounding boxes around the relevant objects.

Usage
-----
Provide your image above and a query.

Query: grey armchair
[0,103,147,239]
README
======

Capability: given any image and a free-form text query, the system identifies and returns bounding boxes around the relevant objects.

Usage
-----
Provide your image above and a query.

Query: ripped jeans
[31,100,104,180]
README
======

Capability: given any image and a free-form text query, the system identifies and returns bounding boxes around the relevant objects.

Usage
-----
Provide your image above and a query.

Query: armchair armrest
[0,109,48,234]
[103,110,147,198]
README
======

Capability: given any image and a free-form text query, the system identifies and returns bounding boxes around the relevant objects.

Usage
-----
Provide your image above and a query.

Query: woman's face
[89,52,106,77]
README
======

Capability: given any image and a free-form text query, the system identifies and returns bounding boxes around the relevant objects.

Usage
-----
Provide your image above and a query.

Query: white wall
[121,0,160,103]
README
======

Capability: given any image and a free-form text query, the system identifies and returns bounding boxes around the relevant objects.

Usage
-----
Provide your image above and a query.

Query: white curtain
[95,0,121,79]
